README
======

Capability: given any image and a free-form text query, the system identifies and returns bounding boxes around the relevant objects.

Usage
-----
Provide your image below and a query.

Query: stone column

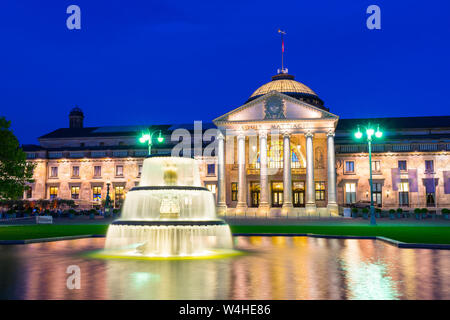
[327,131,339,216]
[305,132,317,214]
[216,131,227,215]
[258,131,270,214]
[236,133,247,214]
[282,132,293,214]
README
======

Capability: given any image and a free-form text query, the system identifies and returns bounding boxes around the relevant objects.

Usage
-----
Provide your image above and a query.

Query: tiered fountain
[104,156,233,257]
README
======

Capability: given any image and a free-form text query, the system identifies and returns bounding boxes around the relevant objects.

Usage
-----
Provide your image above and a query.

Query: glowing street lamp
[354,123,383,226]
[139,129,164,156]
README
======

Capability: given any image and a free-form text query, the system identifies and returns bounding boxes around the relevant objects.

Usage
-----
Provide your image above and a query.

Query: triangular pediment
[213,91,338,125]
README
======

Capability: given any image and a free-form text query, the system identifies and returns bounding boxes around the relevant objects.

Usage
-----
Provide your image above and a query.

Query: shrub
[375,208,381,213]
[414,208,421,214]
[362,208,369,214]
[396,208,403,213]
[442,208,449,214]
[389,209,396,214]
[421,208,428,214]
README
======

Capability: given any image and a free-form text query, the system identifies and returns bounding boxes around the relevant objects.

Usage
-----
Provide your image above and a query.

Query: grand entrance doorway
[293,181,305,207]
[250,182,260,207]
[271,181,283,207]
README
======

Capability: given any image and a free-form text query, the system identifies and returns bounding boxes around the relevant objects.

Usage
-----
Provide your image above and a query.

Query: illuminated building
[23,72,450,215]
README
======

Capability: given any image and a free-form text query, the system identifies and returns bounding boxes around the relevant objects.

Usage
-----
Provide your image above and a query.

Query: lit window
[49,187,58,199]
[138,164,143,176]
[315,182,326,201]
[231,183,238,201]
[372,161,381,172]
[345,161,354,173]
[207,164,215,176]
[71,186,80,199]
[345,183,356,204]
[399,181,409,206]
[114,186,125,208]
[373,183,382,206]
[72,166,80,177]
[93,187,102,202]
[94,166,102,177]
[206,184,216,194]
[116,165,124,177]
[50,167,58,177]
[398,161,407,171]
[425,160,434,173]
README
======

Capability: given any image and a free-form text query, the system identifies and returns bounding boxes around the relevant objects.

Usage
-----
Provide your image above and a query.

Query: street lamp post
[354,124,383,226]
[139,129,164,155]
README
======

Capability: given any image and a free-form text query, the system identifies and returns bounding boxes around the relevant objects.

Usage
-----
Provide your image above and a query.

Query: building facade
[23,73,450,215]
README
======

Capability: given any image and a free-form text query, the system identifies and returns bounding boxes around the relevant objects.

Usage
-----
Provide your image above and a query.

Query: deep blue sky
[1,0,449,144]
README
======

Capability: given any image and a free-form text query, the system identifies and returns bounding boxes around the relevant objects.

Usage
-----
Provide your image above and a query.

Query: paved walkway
[224,217,450,226]
[1,215,449,227]
[0,216,115,226]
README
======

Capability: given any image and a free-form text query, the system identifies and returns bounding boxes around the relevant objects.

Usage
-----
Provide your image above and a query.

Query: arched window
[251,141,305,168]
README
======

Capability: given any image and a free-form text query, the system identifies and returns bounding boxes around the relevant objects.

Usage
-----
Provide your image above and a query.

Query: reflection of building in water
[17,239,107,300]
[105,259,231,299]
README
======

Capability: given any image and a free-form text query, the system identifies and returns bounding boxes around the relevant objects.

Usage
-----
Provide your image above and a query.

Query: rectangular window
[72,166,80,177]
[50,167,58,177]
[398,160,407,171]
[26,188,32,199]
[399,181,409,206]
[49,187,58,199]
[373,182,382,206]
[116,165,124,177]
[114,186,125,208]
[138,164,143,176]
[94,166,102,177]
[344,161,354,173]
[93,187,102,202]
[372,161,381,173]
[206,184,216,194]
[425,160,434,173]
[231,183,238,201]
[71,186,80,199]
[345,183,356,204]
[207,164,215,176]
[426,192,435,207]
[315,182,326,201]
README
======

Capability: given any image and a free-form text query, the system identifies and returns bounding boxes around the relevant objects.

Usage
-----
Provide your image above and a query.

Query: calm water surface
[0,236,449,300]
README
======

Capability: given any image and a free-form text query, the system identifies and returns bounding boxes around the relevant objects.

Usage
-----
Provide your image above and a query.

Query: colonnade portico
[216,128,338,216]
[213,90,340,217]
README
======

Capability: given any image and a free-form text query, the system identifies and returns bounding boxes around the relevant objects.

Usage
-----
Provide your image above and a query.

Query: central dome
[247,73,327,110]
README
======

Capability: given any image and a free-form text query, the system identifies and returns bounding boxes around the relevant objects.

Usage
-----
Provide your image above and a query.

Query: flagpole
[278,29,286,73]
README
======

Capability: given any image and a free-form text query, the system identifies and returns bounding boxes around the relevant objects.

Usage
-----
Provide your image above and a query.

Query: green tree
[0,117,35,199]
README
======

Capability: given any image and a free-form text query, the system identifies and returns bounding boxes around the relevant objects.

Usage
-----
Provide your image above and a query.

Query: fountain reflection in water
[104,156,233,257]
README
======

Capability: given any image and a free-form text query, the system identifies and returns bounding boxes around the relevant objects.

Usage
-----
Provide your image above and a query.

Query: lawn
[0,224,449,245]
[0,224,109,240]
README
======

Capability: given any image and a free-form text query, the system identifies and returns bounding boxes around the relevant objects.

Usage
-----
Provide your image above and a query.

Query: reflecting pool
[0,236,449,300]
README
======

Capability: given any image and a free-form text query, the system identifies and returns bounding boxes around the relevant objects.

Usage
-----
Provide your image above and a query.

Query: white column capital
[282,131,291,138]
[327,130,335,137]
[305,131,314,138]
[258,130,268,139]
[237,132,246,140]
[217,131,226,140]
